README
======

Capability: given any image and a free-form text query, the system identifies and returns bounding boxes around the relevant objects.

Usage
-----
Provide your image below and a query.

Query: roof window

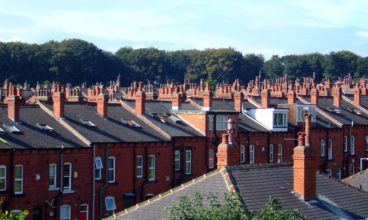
[36,123,54,132]
[80,119,96,127]
[2,124,22,134]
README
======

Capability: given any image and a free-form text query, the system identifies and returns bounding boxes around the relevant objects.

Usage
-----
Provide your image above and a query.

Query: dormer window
[273,113,287,127]
[2,124,22,134]
[36,123,54,132]
[80,119,96,127]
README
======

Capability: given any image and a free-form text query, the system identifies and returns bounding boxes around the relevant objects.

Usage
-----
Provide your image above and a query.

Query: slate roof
[238,114,269,132]
[342,169,368,192]
[44,103,168,143]
[124,100,204,137]
[111,164,368,220]
[304,96,368,125]
[0,105,88,149]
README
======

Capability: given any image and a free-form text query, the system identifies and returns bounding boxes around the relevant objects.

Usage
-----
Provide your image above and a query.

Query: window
[95,157,103,180]
[344,136,348,152]
[108,157,115,183]
[249,145,255,164]
[49,164,57,189]
[0,166,6,191]
[208,115,214,131]
[136,156,143,178]
[63,163,72,191]
[14,165,23,194]
[273,113,287,127]
[60,205,71,220]
[269,144,274,163]
[185,150,192,175]
[366,136,368,152]
[209,149,215,169]
[209,115,228,131]
[148,155,156,181]
[349,163,355,175]
[336,169,341,180]
[105,196,116,212]
[328,140,333,160]
[174,150,180,171]
[326,169,332,177]
[80,204,88,220]
[320,140,325,157]
[277,144,283,163]
[350,136,355,155]
[240,145,245,163]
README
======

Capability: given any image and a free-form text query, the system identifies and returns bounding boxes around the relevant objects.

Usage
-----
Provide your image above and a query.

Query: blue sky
[0,0,368,59]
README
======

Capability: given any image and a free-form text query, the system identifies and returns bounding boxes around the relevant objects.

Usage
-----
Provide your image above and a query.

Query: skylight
[127,119,141,128]
[168,115,183,124]
[2,124,22,134]
[80,119,96,127]
[36,123,54,132]
[0,127,5,134]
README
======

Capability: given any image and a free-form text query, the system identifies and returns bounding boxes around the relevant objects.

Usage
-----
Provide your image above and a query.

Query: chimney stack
[234,92,244,112]
[287,89,296,105]
[7,84,20,121]
[216,120,239,169]
[172,92,182,110]
[135,82,146,116]
[52,84,65,119]
[261,89,270,108]
[310,88,319,105]
[332,85,342,108]
[293,112,316,201]
[202,82,212,111]
[97,87,108,117]
[354,86,361,106]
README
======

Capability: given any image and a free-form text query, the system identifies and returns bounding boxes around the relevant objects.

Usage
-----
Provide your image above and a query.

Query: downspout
[92,144,96,220]
[54,145,65,220]
[99,144,110,220]
[133,144,136,197]
[213,112,218,168]
[267,132,271,163]
[140,144,148,201]
[171,140,176,188]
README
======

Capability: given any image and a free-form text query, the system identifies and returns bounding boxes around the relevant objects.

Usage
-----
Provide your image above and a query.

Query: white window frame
[60,205,71,220]
[344,136,348,152]
[273,112,287,127]
[95,157,103,180]
[249,145,255,164]
[277,144,283,163]
[14,165,23,194]
[174,150,180,171]
[209,149,215,169]
[269,144,274,163]
[80,204,88,220]
[63,163,72,191]
[350,136,355,155]
[108,157,116,183]
[0,165,6,191]
[49,164,57,190]
[136,156,143,178]
[185,150,192,175]
[320,139,325,157]
[105,196,116,212]
[328,139,333,160]
[148,155,156,181]
[215,115,228,131]
[240,145,245,163]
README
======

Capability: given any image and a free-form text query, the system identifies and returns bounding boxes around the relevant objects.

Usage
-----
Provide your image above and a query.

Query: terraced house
[1,74,368,219]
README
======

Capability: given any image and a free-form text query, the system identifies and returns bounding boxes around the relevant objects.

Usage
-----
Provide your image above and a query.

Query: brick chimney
[310,88,319,105]
[172,92,182,110]
[202,82,212,111]
[97,87,108,117]
[354,86,361,106]
[7,84,20,121]
[135,82,146,116]
[293,112,316,201]
[287,90,296,105]
[216,118,239,169]
[332,86,342,108]
[261,89,270,108]
[52,84,65,119]
[234,92,244,112]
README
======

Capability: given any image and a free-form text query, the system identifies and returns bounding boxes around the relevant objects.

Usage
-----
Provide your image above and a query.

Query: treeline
[0,39,368,86]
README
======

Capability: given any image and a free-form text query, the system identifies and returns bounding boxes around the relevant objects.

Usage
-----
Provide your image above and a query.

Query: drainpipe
[172,140,176,188]
[99,144,110,220]
[212,113,218,168]
[92,144,96,220]
[140,144,148,201]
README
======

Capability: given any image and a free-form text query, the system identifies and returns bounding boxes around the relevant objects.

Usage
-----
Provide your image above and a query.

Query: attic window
[150,113,168,123]
[80,119,96,127]
[327,107,340,114]
[353,109,362,115]
[2,124,22,134]
[168,115,183,124]
[127,119,141,128]
[36,123,54,132]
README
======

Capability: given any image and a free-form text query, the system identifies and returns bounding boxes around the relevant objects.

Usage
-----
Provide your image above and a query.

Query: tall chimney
[52,84,65,119]
[293,113,316,201]
[135,82,146,116]
[333,86,342,108]
[97,87,108,117]
[172,92,182,110]
[310,88,319,105]
[7,84,20,121]
[261,89,270,108]
[234,92,244,112]
[202,82,212,111]
[287,90,296,105]
[216,133,239,169]
[354,86,361,106]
